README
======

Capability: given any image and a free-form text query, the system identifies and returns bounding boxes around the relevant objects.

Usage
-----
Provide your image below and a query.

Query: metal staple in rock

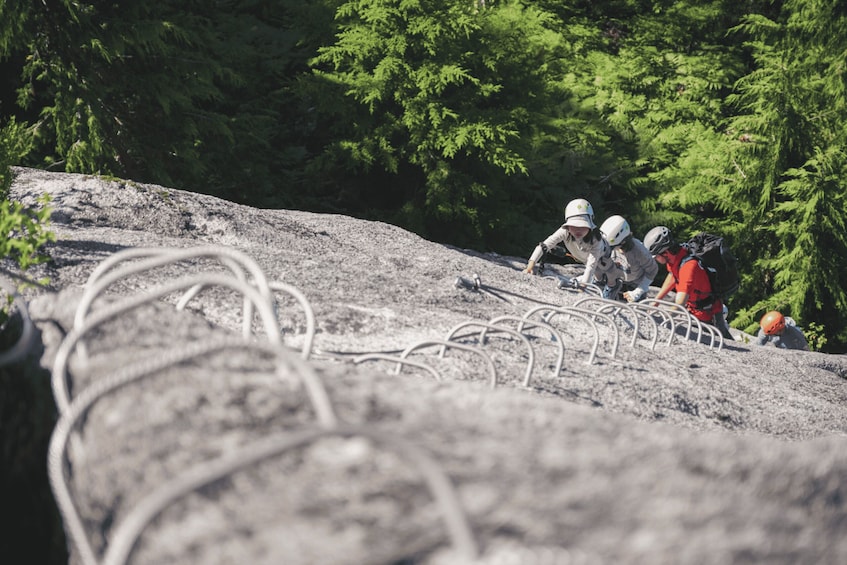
[650,299,724,350]
[46,246,484,564]
[52,272,283,417]
[484,315,566,383]
[698,322,724,350]
[0,274,36,367]
[78,246,275,339]
[48,247,726,564]
[551,306,619,359]
[352,353,444,382]
[442,320,536,388]
[574,297,648,350]
[76,247,317,358]
[651,299,698,341]
[48,336,338,565]
[522,305,600,365]
[625,302,677,348]
[398,339,499,388]
[268,280,316,359]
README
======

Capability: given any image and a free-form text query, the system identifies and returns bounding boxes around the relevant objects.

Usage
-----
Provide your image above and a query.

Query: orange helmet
[760,311,786,336]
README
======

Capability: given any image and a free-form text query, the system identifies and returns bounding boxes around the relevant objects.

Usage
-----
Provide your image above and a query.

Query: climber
[643,225,734,340]
[522,198,613,291]
[755,310,809,350]
[597,215,657,302]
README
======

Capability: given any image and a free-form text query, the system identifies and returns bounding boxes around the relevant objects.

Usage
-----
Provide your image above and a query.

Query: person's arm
[623,244,657,302]
[654,272,675,301]
[524,227,568,274]
[672,259,700,308]
[578,255,597,284]
[624,276,652,302]
[523,245,543,273]
[577,238,608,284]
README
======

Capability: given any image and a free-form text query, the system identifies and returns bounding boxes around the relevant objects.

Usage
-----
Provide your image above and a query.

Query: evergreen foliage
[584,0,748,222]
[716,0,847,349]
[307,0,541,247]
[0,117,32,197]
[0,0,331,203]
[1,118,54,274]
[0,193,55,272]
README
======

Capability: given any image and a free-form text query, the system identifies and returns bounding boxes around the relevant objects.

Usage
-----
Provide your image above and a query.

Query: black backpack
[681,232,739,306]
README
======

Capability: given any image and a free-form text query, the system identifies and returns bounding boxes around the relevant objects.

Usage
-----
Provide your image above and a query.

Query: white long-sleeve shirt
[608,237,658,297]
[528,226,609,284]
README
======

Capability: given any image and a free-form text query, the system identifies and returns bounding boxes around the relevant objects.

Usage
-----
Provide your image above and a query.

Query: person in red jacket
[643,226,734,340]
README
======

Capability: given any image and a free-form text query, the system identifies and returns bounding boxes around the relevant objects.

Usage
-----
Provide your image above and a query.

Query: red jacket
[664,247,723,321]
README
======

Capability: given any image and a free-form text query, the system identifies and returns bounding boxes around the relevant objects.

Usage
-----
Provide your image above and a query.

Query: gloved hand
[623,288,645,302]
[523,260,536,275]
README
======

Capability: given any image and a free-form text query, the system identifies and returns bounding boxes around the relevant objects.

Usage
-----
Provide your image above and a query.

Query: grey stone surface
[6,167,847,564]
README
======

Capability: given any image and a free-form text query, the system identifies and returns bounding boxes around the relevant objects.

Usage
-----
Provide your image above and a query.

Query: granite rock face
[4,167,847,564]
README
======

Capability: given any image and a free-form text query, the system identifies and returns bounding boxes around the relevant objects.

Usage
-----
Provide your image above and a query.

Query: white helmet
[600,215,631,247]
[563,198,596,229]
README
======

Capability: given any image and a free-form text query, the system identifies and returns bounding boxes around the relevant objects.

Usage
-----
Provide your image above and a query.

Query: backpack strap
[676,250,696,283]
[678,254,716,310]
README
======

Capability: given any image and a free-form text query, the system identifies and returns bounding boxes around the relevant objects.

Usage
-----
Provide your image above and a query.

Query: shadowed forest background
[1,0,846,352]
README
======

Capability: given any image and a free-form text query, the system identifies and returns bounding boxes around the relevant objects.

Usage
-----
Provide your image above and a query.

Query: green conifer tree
[306,0,595,249]
[0,0,330,204]
[721,0,847,350]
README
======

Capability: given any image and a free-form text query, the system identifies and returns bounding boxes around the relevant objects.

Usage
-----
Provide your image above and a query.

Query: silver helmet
[643,225,674,256]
